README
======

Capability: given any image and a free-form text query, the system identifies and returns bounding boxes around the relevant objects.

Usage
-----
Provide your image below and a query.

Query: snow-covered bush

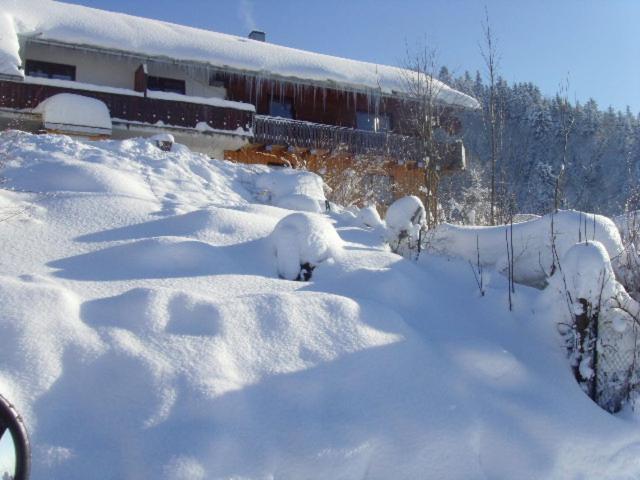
[149,133,175,151]
[255,168,326,213]
[540,241,640,412]
[356,205,384,229]
[384,196,426,260]
[429,210,625,287]
[270,212,342,280]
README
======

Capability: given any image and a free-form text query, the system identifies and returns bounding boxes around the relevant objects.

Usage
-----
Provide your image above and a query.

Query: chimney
[248,30,266,42]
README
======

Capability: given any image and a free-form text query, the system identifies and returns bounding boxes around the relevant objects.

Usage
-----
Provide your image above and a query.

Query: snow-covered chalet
[0,0,479,207]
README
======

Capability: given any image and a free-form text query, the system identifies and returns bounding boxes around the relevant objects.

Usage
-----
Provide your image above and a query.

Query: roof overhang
[22,36,479,110]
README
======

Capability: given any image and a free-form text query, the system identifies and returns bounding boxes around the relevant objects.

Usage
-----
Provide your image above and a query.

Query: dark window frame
[24,60,76,81]
[147,75,186,95]
[356,111,392,133]
[269,99,294,119]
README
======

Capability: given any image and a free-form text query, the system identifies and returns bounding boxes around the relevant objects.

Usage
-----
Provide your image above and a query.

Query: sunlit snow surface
[1,131,640,479]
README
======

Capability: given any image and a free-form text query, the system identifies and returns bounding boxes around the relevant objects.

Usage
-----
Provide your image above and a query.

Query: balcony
[252,115,465,171]
[0,79,253,134]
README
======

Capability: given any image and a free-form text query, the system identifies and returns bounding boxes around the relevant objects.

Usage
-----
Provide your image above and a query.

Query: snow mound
[34,94,113,135]
[0,276,104,426]
[2,132,640,479]
[271,212,342,280]
[255,168,326,213]
[356,205,384,228]
[385,195,426,234]
[429,210,625,287]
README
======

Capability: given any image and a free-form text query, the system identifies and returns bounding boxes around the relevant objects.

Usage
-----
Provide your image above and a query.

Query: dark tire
[0,393,31,480]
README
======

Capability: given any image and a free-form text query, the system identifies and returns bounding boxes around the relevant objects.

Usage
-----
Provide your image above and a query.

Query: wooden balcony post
[134,64,148,98]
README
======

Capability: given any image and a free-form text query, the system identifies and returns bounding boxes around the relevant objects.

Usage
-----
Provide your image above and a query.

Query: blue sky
[67,0,640,113]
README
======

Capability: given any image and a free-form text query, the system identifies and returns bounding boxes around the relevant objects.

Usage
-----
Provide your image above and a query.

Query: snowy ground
[1,131,640,479]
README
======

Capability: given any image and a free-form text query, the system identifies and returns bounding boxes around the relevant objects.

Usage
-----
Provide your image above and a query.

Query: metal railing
[253,114,422,160]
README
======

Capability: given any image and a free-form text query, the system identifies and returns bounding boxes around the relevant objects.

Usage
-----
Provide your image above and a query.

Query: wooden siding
[223,74,462,136]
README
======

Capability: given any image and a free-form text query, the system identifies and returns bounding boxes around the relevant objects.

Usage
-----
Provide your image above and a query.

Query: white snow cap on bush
[255,168,326,213]
[271,212,342,280]
[357,205,384,228]
[429,210,625,287]
[385,196,426,234]
[150,133,175,143]
[558,241,618,304]
[34,94,112,134]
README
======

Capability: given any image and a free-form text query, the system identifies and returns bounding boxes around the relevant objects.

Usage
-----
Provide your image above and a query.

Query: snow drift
[429,210,626,287]
[1,131,640,479]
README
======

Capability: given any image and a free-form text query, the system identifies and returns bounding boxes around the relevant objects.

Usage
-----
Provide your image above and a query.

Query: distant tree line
[438,67,640,223]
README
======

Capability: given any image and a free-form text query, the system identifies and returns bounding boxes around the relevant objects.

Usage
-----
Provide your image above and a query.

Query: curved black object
[0,394,30,480]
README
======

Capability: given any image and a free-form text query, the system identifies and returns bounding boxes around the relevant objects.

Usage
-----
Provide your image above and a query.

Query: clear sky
[65,0,640,113]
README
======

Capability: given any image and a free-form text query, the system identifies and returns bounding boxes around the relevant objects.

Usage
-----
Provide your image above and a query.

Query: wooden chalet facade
[0,1,479,209]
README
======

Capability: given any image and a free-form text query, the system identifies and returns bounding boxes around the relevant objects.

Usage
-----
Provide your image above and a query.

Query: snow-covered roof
[0,0,480,109]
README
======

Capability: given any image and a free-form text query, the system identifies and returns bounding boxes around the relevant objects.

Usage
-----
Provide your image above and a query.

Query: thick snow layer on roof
[0,12,21,78]
[1,0,478,109]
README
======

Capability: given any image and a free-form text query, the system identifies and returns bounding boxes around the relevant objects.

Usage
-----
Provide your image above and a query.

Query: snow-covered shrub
[356,205,384,229]
[429,210,625,287]
[540,241,640,412]
[270,212,342,280]
[384,196,426,260]
[150,133,175,151]
[255,168,326,213]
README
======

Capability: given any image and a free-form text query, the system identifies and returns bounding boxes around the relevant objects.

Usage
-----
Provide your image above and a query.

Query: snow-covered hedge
[539,241,640,411]
[271,212,342,280]
[429,210,625,287]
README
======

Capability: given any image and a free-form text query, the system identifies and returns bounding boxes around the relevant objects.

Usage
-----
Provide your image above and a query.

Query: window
[147,76,186,95]
[24,60,76,81]
[356,111,391,132]
[269,99,294,119]
[209,72,227,88]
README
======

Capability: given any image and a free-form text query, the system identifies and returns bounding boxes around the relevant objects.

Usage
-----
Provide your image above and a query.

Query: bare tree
[399,40,447,227]
[554,76,575,212]
[480,7,502,225]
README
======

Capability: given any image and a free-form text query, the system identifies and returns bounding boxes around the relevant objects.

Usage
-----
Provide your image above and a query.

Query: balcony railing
[0,80,252,134]
[254,114,420,159]
[253,115,465,171]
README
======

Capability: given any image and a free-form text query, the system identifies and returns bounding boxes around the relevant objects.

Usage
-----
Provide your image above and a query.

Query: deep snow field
[1,131,640,479]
